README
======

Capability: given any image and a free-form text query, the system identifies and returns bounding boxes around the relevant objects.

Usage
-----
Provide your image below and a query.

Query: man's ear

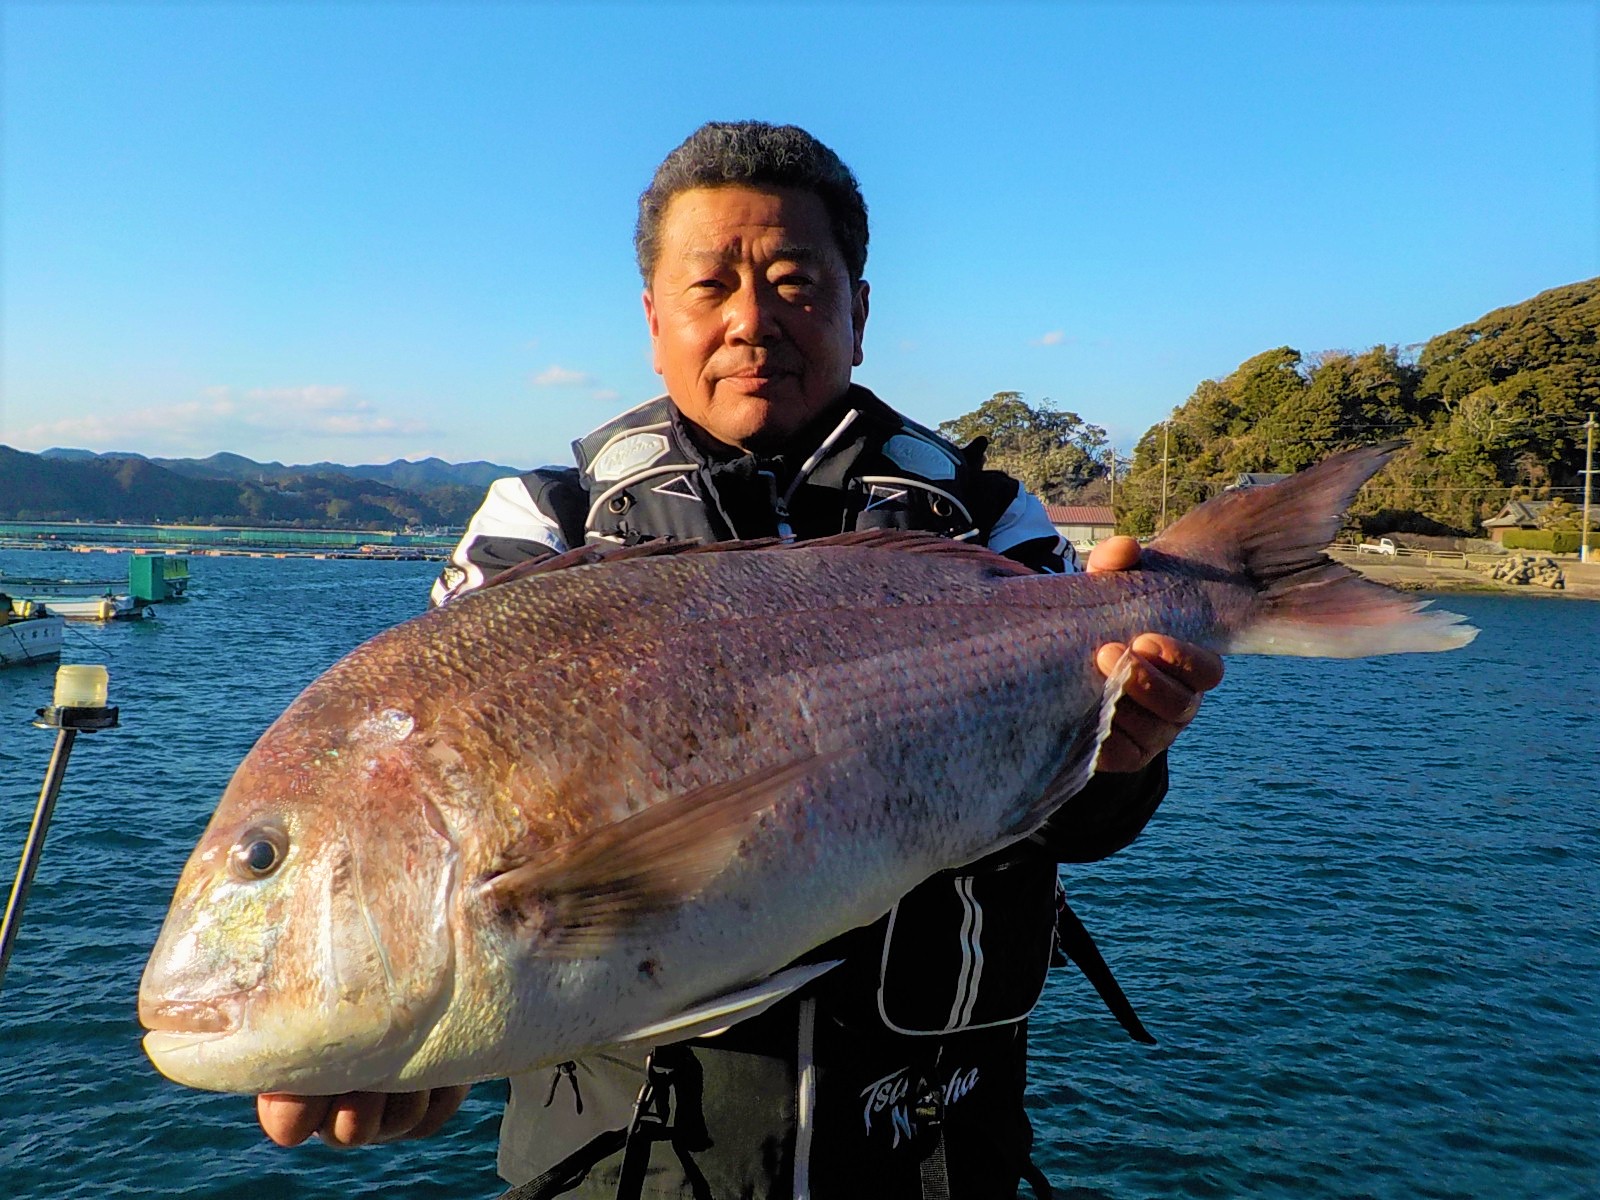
[852,280,870,367]
[642,287,663,375]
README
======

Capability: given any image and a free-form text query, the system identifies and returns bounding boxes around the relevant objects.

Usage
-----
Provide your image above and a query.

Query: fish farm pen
[0,522,457,559]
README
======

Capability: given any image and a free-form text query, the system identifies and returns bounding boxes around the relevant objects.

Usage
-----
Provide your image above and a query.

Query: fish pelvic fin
[482,755,833,956]
[615,959,842,1046]
[1150,442,1478,657]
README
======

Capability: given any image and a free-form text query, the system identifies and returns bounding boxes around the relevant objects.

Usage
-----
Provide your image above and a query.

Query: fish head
[139,695,459,1094]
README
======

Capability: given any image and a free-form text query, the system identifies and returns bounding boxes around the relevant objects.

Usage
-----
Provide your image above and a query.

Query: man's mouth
[719,366,796,391]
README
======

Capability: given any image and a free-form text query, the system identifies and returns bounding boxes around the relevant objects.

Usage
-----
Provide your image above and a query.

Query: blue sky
[3,1,1595,470]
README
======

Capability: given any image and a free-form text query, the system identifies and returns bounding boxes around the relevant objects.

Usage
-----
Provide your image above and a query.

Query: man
[258,122,1222,1198]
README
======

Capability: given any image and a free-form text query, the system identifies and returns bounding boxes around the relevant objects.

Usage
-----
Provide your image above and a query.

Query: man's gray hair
[635,121,869,285]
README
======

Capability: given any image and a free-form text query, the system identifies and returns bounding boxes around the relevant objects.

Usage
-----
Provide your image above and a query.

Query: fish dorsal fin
[479,529,1037,593]
[615,959,842,1046]
[478,538,721,591]
[482,754,834,955]
[783,529,1037,575]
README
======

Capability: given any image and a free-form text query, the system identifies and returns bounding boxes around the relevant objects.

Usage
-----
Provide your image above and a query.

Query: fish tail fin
[1151,442,1478,657]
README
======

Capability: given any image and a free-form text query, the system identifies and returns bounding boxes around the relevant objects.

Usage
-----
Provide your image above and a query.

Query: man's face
[643,184,869,453]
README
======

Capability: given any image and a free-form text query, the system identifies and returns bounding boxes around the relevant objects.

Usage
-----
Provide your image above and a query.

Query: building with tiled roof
[1482,499,1553,543]
[1042,504,1116,548]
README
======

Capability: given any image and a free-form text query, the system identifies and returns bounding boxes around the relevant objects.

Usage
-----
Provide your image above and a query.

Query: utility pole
[1106,447,1116,512]
[1582,412,1595,564]
[1159,421,1171,531]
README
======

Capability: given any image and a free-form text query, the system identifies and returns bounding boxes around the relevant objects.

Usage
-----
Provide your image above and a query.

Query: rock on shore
[1473,554,1567,589]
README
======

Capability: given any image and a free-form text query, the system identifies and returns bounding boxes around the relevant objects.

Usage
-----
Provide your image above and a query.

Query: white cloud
[8,384,432,457]
[234,386,427,437]
[1033,330,1067,346]
[533,365,594,387]
[590,388,622,403]
[244,385,356,412]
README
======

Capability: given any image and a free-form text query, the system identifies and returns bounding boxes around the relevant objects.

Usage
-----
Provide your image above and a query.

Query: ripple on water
[1,565,1596,1198]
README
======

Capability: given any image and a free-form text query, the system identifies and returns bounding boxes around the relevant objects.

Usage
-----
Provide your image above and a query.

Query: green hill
[1117,277,1598,536]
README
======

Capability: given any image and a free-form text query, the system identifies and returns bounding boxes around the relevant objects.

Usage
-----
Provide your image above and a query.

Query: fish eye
[230,828,288,881]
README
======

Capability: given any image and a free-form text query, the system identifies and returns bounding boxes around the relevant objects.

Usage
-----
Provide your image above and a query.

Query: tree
[938,392,1109,503]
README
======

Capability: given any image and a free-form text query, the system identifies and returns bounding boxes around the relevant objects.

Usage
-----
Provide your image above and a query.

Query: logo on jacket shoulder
[590,431,671,482]
[882,433,959,481]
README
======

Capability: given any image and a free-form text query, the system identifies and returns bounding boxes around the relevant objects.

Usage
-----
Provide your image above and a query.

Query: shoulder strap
[495,1127,628,1200]
[1055,897,1156,1044]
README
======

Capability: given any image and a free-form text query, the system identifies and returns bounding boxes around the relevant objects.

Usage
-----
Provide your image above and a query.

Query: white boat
[0,557,179,621]
[0,600,66,666]
[23,592,149,621]
[0,578,150,621]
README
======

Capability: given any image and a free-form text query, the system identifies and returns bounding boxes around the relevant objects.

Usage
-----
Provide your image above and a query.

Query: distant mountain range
[0,448,525,528]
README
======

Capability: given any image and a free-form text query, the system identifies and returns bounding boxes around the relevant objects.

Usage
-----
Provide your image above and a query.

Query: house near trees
[1044,504,1116,551]
[1482,500,1553,543]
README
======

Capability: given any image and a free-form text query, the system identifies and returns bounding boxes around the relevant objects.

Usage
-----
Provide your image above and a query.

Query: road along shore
[1338,552,1600,600]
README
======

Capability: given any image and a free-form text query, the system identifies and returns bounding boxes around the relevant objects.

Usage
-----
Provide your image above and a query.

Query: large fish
[139,443,1474,1095]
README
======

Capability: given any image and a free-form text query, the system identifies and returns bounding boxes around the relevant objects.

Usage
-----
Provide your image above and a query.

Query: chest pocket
[874,854,1060,1036]
[847,477,975,538]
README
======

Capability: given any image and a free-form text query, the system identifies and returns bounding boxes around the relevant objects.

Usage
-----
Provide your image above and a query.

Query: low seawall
[1337,550,1600,599]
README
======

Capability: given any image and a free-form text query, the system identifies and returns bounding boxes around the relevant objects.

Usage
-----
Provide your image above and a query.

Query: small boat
[0,577,149,621]
[0,555,185,621]
[20,591,149,621]
[0,598,66,666]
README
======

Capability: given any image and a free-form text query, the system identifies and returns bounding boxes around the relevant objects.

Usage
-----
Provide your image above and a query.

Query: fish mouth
[139,994,243,1035]
[143,1028,234,1058]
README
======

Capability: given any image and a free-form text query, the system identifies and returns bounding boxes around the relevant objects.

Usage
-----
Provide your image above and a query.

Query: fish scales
[140,444,1476,1095]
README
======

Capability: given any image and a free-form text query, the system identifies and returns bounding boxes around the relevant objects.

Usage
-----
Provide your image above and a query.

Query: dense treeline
[1116,277,1598,536]
[937,392,1111,504]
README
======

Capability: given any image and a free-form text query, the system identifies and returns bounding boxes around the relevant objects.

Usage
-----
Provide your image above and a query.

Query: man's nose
[724,283,782,345]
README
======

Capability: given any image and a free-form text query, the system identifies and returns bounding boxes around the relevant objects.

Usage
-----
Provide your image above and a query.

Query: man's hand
[1086,536,1224,773]
[257,1086,470,1148]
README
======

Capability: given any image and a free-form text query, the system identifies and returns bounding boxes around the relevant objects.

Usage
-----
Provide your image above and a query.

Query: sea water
[0,549,1594,1199]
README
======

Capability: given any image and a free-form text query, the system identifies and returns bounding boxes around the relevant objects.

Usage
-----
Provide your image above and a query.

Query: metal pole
[0,727,78,994]
[1159,421,1170,531]
[1581,413,1595,565]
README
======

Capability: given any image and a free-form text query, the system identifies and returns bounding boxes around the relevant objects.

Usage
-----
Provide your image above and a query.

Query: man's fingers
[259,1088,468,1150]
[1093,635,1225,772]
[322,1092,390,1148]
[1111,643,1209,725]
[1097,641,1196,718]
[1085,535,1141,574]
[1095,709,1167,774]
[1130,632,1225,694]
[369,1090,431,1144]
[258,1093,334,1147]
[401,1085,472,1142]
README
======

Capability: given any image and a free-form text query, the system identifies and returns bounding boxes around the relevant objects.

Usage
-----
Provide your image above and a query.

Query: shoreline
[1340,555,1600,600]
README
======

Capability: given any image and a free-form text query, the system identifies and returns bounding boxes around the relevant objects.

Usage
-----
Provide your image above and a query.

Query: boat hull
[0,613,65,666]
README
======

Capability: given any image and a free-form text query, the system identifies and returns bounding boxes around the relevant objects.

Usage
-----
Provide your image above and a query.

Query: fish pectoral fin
[483,754,834,955]
[616,960,843,1046]
[1013,648,1133,838]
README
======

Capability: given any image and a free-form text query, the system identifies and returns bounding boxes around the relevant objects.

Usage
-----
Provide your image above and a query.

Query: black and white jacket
[437,385,1163,1199]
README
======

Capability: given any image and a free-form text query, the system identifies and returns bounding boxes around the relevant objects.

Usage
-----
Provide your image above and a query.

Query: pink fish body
[139,444,1474,1094]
